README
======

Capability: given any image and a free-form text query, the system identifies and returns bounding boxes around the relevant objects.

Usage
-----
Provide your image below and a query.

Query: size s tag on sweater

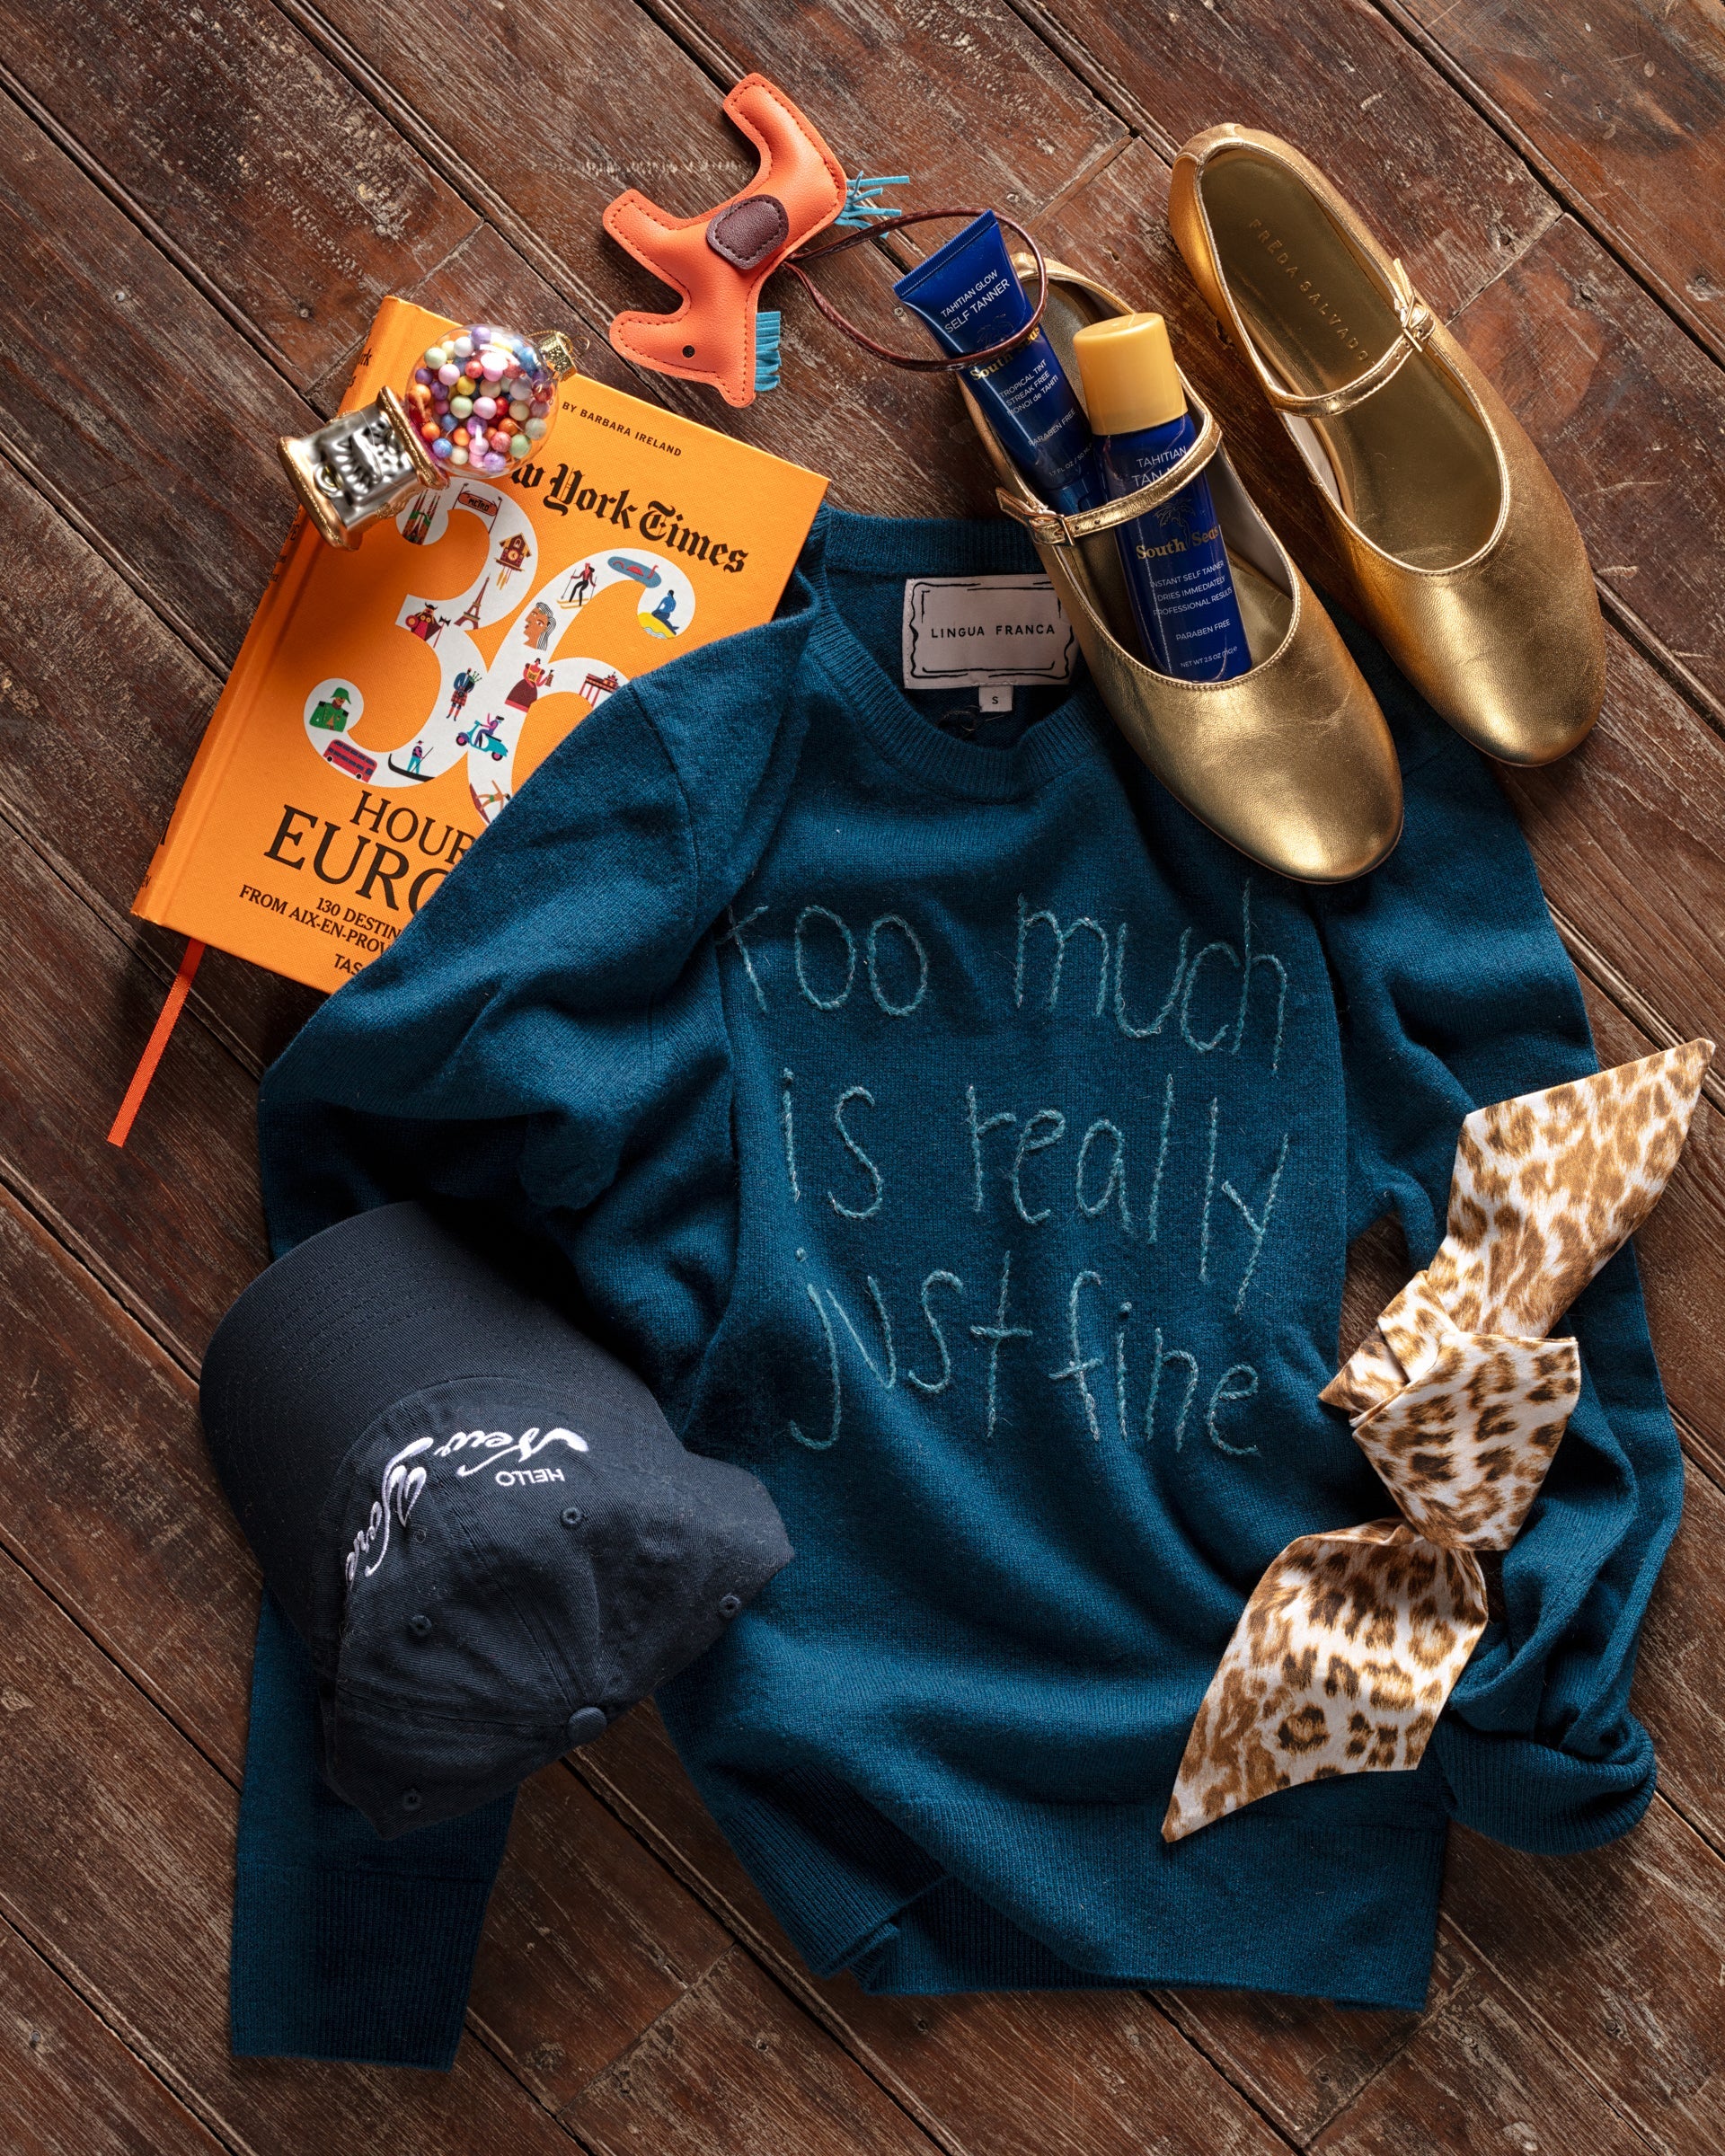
[903,576,1076,712]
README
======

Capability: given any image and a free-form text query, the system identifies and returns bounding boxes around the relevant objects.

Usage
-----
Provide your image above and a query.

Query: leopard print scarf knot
[1163,1039,1714,1844]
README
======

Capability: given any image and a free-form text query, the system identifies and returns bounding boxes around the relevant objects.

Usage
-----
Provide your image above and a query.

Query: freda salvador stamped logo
[344,1426,591,1587]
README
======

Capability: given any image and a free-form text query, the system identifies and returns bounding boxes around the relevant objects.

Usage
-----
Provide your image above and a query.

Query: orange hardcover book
[134,296,828,994]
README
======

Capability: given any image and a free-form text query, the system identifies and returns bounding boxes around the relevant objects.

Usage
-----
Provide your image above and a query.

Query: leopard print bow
[1163,1039,1714,1843]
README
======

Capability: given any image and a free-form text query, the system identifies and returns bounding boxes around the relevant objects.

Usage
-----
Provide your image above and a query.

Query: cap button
[718,1594,742,1620]
[565,1706,607,1748]
[402,1789,423,1813]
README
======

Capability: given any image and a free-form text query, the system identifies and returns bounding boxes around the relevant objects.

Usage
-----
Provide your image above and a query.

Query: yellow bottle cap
[1071,312,1186,437]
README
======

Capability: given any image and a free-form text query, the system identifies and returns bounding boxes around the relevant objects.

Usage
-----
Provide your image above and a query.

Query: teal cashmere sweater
[234,509,1680,2064]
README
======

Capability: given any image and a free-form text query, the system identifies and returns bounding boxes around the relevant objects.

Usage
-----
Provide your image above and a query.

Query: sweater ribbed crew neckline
[808,507,1109,803]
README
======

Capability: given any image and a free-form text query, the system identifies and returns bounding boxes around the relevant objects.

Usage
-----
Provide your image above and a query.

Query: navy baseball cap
[199,1203,792,1837]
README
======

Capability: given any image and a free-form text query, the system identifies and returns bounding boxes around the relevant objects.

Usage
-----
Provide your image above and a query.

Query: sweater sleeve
[260,671,703,1258]
[231,1593,516,2067]
[1314,724,1683,1855]
[231,617,810,2064]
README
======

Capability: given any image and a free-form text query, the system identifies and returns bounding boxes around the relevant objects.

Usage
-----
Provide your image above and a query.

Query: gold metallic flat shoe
[967,255,1402,884]
[1169,124,1604,767]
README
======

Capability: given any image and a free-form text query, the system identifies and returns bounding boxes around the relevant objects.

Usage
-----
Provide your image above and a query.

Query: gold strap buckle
[996,401,1225,546]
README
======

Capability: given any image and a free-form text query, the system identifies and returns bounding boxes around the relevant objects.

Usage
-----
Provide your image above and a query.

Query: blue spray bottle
[1070,313,1250,682]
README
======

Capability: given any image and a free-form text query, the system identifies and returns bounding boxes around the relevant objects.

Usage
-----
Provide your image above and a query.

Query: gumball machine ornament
[279,323,578,548]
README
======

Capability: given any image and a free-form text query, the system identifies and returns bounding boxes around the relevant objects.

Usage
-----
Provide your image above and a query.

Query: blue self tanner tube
[1071,312,1250,682]
[893,212,1101,515]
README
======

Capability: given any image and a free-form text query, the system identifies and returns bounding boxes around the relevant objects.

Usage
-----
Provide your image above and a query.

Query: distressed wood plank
[0,90,305,665]
[568,1946,953,2156]
[1431,1802,1725,2154]
[1309,1921,1652,2154]
[309,218,633,411]
[0,1914,231,2156]
[1453,209,1725,720]
[0,1537,611,2150]
[0,1145,258,1748]
[1383,0,1725,365]
[4,0,639,419]
[636,0,1128,214]
[0,0,479,381]
[470,1765,735,2107]
[0,829,267,1365]
[1152,1943,1468,2147]
[1024,0,1561,316]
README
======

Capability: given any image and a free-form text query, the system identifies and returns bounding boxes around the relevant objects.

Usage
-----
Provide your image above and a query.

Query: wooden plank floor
[3,2,1723,2148]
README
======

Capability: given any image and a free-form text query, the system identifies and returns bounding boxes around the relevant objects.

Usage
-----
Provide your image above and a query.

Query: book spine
[133,319,400,925]
[133,519,317,923]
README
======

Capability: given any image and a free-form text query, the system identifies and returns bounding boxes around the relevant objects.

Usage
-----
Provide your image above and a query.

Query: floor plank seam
[1367,0,1725,381]
[0,1514,609,2144]
[571,1948,954,2156]
[627,0,748,92]
[0,1898,265,2156]
[0,779,271,1091]
[0,425,233,681]
[999,0,1181,163]
[0,1480,243,1795]
[0,1903,246,2156]
[1135,1988,1310,2150]
[570,1750,1311,2156]
[0,1157,207,1382]
[1671,1408,1725,1496]
[1038,125,1138,222]
[267,0,667,388]
[1436,1898,1675,2156]
[1546,902,1725,1118]
[562,1760,980,2156]
[1594,581,1725,751]
[0,66,306,403]
[1647,1782,1725,1874]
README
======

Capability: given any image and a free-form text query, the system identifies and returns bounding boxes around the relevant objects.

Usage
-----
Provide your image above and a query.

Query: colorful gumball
[279,316,576,545]
[401,322,574,478]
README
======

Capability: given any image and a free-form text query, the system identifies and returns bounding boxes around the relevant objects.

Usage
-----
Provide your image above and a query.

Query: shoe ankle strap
[1258,258,1437,420]
[996,397,1224,546]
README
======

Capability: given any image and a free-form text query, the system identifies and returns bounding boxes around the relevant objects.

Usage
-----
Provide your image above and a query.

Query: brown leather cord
[775,209,1050,372]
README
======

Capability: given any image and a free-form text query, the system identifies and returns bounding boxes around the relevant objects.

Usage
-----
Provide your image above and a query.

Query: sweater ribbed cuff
[231,1859,495,2068]
[1433,1719,1657,1855]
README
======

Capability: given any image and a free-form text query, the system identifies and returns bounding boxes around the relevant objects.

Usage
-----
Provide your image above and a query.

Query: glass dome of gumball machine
[279,322,577,548]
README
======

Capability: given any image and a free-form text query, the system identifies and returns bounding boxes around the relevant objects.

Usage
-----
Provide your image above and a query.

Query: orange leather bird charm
[603,75,846,408]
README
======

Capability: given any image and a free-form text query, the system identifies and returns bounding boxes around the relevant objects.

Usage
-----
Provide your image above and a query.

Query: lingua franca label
[902,575,1076,689]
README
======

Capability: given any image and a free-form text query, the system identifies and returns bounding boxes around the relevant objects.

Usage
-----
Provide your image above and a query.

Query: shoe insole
[1199,154,1499,570]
